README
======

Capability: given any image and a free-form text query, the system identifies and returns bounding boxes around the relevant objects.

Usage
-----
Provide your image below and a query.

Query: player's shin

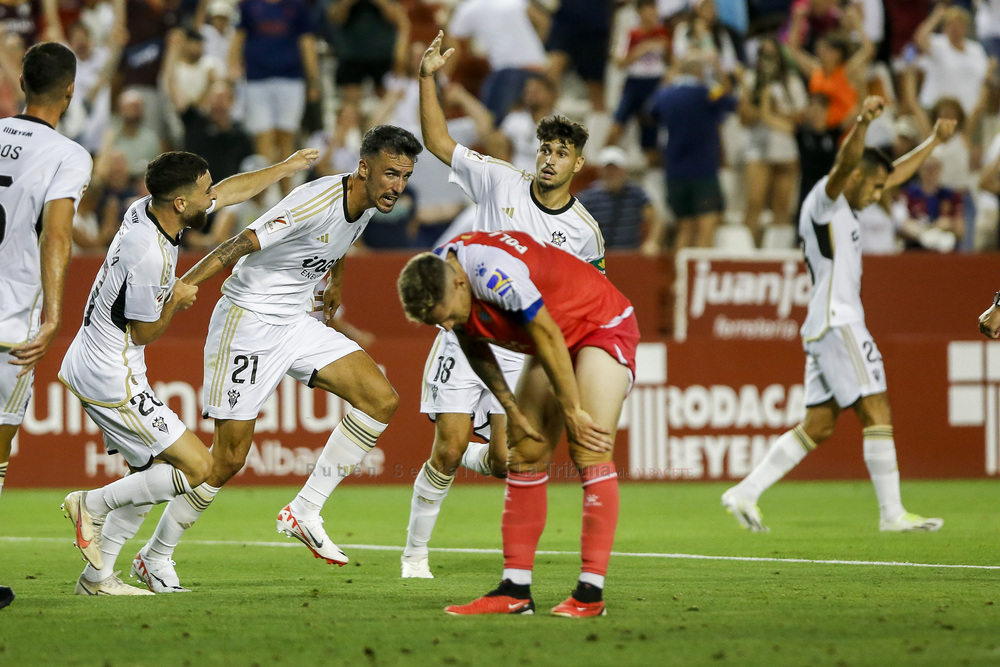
[289,409,386,517]
[85,464,193,518]
[501,470,549,586]
[863,426,905,522]
[578,463,619,597]
[403,461,454,560]
[145,483,221,560]
[734,425,815,502]
[82,505,149,583]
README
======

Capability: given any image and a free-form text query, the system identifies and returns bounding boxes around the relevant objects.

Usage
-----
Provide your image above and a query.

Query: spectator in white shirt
[914,4,989,115]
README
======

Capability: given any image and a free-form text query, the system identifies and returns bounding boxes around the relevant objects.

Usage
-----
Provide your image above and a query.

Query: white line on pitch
[3,536,999,570]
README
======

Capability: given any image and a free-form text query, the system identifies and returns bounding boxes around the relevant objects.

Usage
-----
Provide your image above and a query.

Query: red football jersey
[437,231,635,356]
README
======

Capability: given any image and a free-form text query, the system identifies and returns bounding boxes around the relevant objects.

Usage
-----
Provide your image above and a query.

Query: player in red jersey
[398,230,639,617]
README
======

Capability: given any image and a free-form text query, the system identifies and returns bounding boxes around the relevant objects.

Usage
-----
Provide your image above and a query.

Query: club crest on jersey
[551,231,567,246]
[228,389,240,409]
[152,417,168,434]
[486,269,513,297]
[264,212,291,235]
[430,384,438,400]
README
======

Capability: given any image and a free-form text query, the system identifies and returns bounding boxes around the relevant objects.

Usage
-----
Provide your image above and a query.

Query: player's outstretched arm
[213,149,320,209]
[9,198,77,376]
[980,296,1000,339]
[524,307,613,453]
[130,281,198,346]
[886,118,958,189]
[181,229,261,287]
[456,332,544,445]
[419,30,459,165]
[824,96,884,200]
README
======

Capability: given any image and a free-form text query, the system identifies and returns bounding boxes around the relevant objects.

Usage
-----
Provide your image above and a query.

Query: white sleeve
[448,143,521,204]
[45,147,93,210]
[467,245,543,322]
[124,246,173,323]
[245,203,306,249]
[804,180,837,223]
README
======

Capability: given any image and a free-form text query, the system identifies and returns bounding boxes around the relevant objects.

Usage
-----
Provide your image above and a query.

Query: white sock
[145,483,221,561]
[460,441,491,475]
[863,425,905,522]
[735,426,815,503]
[84,464,192,518]
[579,572,605,589]
[82,505,149,583]
[502,568,532,586]
[0,461,6,502]
[402,461,454,560]
[290,409,385,517]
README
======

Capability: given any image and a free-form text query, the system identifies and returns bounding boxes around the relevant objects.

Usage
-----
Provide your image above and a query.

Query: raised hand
[933,117,958,143]
[859,95,885,123]
[283,148,321,173]
[420,30,455,79]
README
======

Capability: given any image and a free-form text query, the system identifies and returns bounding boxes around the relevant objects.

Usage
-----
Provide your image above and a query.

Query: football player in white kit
[722,96,954,533]
[400,32,606,579]
[0,42,93,610]
[130,125,422,591]
[60,148,319,595]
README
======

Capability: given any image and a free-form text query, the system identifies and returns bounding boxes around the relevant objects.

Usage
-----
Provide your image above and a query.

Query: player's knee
[211,447,249,484]
[186,449,213,487]
[364,384,398,423]
[802,419,834,444]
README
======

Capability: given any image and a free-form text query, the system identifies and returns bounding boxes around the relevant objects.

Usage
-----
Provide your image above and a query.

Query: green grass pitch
[0,480,997,666]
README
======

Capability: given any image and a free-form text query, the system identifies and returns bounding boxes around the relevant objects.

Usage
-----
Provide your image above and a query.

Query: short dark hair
[860,147,895,175]
[145,152,211,201]
[536,114,589,153]
[360,125,423,161]
[183,27,204,41]
[22,42,76,102]
[398,252,449,324]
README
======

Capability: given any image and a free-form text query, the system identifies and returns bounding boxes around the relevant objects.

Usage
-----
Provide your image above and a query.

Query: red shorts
[571,311,640,387]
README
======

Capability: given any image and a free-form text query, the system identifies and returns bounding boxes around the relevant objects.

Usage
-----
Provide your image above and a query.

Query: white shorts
[244,78,306,134]
[0,349,31,426]
[420,329,525,437]
[82,387,187,468]
[203,297,362,420]
[803,322,888,409]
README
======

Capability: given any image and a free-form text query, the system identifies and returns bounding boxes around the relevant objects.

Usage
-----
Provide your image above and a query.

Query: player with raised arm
[400,31,606,580]
[721,97,954,533]
[60,148,318,595]
[0,41,93,610]
[130,125,422,592]
[398,230,638,617]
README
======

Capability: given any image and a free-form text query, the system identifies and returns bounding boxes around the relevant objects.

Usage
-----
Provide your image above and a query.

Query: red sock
[580,463,619,578]
[502,471,548,572]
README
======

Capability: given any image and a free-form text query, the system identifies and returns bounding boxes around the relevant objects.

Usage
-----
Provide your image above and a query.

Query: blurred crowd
[7,0,1000,255]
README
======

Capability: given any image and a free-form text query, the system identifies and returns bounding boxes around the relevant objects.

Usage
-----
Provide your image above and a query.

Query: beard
[181,206,209,230]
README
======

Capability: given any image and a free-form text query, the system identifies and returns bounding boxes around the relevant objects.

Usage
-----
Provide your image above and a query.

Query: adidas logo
[502,207,514,218]
[316,234,329,243]
[947,341,1000,475]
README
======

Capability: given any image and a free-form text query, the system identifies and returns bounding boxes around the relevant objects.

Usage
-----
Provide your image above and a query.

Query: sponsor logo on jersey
[316,234,329,243]
[551,231,567,246]
[486,269,513,297]
[228,389,240,409]
[464,149,487,163]
[152,417,168,434]
[264,214,290,235]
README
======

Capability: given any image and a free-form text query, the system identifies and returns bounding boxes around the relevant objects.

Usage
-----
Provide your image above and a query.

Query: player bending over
[398,230,639,617]
[722,96,953,533]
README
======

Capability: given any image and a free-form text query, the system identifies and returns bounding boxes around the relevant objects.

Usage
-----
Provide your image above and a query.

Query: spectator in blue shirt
[576,146,666,255]
[649,54,737,248]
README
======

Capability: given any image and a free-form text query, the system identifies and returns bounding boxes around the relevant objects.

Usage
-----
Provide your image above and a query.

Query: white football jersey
[448,144,606,270]
[0,115,92,346]
[222,174,375,324]
[60,197,177,406]
[798,176,866,341]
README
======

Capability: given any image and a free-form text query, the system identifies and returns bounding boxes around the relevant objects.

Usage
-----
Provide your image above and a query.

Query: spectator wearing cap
[200,0,238,66]
[576,146,666,255]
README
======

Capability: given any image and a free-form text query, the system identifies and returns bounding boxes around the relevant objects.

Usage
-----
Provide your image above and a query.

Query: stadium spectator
[737,35,807,245]
[487,72,559,172]
[110,88,167,179]
[326,0,408,114]
[63,17,126,153]
[576,146,665,254]
[0,0,41,47]
[793,93,840,210]
[199,0,238,65]
[173,80,253,183]
[780,0,840,54]
[0,28,25,117]
[914,4,988,115]
[606,0,669,163]
[672,0,739,74]
[544,0,613,114]
[229,0,319,195]
[883,0,932,65]
[897,155,964,252]
[649,53,737,248]
[447,0,548,124]
[121,0,179,142]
